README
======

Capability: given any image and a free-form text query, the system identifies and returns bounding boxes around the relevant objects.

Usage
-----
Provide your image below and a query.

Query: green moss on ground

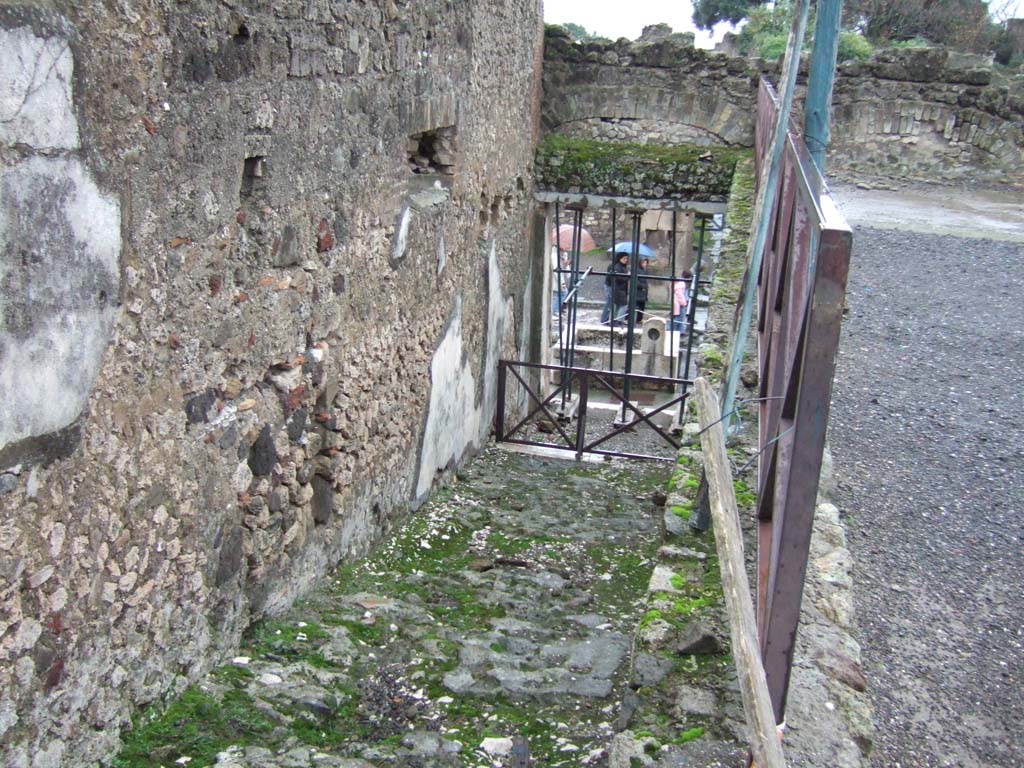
[114,449,673,767]
[113,686,277,768]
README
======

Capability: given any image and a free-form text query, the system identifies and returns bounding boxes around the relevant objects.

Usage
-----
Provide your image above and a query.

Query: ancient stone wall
[0,1,541,764]
[542,29,1024,184]
[542,30,760,148]
[829,49,1024,183]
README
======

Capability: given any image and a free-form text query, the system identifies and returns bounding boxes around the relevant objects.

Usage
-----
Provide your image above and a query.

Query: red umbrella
[551,224,596,253]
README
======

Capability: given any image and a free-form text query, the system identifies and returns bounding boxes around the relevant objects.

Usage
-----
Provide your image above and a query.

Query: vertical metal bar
[620,212,642,422]
[554,203,568,411]
[608,208,617,372]
[805,0,842,173]
[669,210,678,377]
[495,360,507,440]
[575,372,589,460]
[681,216,706,394]
[565,208,583,400]
[720,0,811,431]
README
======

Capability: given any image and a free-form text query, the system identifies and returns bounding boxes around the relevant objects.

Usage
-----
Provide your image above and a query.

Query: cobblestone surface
[115,447,749,767]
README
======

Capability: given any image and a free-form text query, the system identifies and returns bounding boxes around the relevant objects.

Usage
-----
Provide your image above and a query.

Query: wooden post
[694,377,785,768]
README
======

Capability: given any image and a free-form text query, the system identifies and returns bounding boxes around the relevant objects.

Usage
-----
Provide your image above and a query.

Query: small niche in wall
[406,125,457,176]
[240,155,267,200]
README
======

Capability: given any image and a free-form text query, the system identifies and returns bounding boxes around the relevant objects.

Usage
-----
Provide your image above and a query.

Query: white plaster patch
[415,296,479,499]
[391,205,412,263]
[416,244,514,499]
[0,26,79,149]
[436,231,446,275]
[0,155,121,449]
[482,240,516,420]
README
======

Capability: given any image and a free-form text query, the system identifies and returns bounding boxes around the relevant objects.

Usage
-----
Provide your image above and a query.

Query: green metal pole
[805,0,842,173]
[720,0,811,431]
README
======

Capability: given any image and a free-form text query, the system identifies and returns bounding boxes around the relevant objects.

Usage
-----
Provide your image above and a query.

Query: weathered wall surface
[0,1,541,764]
[542,31,758,147]
[542,30,1024,185]
[828,49,1024,183]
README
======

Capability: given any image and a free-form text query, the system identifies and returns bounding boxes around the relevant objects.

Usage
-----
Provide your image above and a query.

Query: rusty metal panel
[759,226,851,721]
[752,75,853,725]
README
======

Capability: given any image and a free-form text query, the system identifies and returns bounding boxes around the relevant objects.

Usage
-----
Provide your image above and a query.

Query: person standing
[551,247,568,318]
[672,268,692,331]
[609,251,631,325]
[599,251,616,324]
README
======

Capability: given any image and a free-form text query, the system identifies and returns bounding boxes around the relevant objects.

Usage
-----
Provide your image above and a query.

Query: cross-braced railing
[495,360,691,462]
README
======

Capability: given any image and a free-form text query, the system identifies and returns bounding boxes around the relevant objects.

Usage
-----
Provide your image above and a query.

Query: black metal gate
[495,360,690,462]
[494,203,719,461]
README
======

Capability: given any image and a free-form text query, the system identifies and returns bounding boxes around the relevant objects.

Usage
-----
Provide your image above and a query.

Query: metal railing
[750,76,853,725]
[495,360,692,462]
[550,205,713,411]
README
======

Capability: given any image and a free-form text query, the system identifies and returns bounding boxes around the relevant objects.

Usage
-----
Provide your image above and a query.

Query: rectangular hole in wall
[240,155,267,200]
[406,125,457,176]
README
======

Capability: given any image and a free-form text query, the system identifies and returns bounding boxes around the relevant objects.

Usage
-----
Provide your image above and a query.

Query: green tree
[561,22,597,42]
[696,0,1003,54]
[734,1,798,57]
[693,0,764,29]
[846,0,997,51]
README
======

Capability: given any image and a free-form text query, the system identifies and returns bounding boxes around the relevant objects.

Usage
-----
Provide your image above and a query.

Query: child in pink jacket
[672,269,693,331]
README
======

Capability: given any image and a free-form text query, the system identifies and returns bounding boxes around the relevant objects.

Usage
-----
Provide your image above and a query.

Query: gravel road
[827,222,1024,767]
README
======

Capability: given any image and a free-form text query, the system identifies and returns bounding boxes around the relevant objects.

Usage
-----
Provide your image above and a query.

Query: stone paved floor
[115,446,747,767]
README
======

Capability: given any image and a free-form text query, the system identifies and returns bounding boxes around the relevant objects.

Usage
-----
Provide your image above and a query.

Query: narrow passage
[116,447,697,767]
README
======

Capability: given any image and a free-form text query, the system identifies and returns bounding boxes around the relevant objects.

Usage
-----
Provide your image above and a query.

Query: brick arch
[542,81,755,147]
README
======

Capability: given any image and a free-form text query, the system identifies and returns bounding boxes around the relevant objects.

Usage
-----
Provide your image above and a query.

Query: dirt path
[828,184,1024,767]
[830,182,1024,243]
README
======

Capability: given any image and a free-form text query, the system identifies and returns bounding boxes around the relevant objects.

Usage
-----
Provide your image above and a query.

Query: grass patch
[112,686,276,768]
[671,503,692,520]
[674,725,706,744]
[733,478,756,508]
[243,619,332,663]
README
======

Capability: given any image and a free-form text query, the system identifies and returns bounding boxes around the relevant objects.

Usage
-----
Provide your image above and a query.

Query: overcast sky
[542,0,1023,50]
[543,0,732,48]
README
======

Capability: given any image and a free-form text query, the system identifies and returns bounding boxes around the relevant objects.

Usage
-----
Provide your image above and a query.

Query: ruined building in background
[543,28,1024,185]
[0,2,542,763]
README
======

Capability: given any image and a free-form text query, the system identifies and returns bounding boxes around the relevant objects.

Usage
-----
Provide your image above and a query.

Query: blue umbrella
[610,241,656,258]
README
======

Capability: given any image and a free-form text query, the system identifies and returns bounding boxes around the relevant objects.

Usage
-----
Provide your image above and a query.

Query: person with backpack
[599,251,616,324]
[551,247,569,318]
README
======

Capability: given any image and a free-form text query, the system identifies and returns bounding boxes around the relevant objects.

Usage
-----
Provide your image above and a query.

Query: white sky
[542,0,1023,50]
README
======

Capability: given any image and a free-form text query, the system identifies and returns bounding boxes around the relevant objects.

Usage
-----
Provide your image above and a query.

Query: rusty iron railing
[495,360,691,462]
[750,76,853,725]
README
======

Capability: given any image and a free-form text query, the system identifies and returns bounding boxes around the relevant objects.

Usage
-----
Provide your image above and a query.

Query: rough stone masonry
[0,2,542,764]
[542,28,1024,185]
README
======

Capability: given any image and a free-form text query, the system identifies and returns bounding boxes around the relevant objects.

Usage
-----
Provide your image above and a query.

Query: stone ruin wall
[543,31,1024,185]
[0,1,541,764]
